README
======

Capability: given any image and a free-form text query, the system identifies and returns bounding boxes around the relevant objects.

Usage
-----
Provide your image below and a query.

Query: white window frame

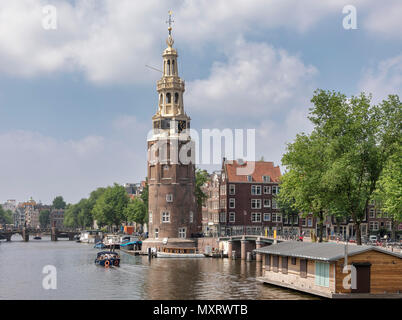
[166,194,173,202]
[307,217,312,227]
[272,199,278,209]
[229,184,236,195]
[155,228,159,239]
[315,262,330,287]
[178,227,186,238]
[162,211,170,223]
[251,212,261,223]
[263,186,271,194]
[229,212,235,223]
[369,208,375,218]
[251,185,261,195]
[262,175,270,183]
[229,198,235,209]
[251,199,262,209]
[247,175,252,182]
[263,213,271,221]
[189,211,193,223]
[263,199,271,208]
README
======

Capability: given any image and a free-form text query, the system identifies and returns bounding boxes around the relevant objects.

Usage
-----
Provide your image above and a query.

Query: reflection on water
[0,237,317,300]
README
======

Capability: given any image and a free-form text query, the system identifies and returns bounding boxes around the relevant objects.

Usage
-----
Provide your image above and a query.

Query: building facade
[201,171,221,237]
[218,159,282,237]
[143,17,197,250]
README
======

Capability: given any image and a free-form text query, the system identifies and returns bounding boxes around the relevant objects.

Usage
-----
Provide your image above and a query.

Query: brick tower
[143,12,197,251]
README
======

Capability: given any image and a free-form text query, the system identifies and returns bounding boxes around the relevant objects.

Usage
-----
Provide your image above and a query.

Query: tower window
[166,194,173,202]
[159,94,163,104]
[162,211,170,223]
[172,60,175,75]
[174,92,179,104]
[166,93,171,104]
[178,227,186,238]
[167,60,171,75]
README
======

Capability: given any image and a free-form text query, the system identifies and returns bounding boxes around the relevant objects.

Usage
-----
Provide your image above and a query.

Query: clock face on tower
[178,120,186,133]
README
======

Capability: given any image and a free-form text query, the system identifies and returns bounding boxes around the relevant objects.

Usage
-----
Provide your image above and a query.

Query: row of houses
[1,198,64,229]
[201,159,402,241]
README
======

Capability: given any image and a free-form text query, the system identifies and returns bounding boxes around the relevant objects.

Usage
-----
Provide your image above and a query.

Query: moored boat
[156,247,204,258]
[94,251,120,267]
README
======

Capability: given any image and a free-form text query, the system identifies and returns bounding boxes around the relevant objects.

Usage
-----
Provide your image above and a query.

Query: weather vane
[166,10,174,36]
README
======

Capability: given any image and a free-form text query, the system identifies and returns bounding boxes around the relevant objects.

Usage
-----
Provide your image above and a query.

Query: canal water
[0,236,316,300]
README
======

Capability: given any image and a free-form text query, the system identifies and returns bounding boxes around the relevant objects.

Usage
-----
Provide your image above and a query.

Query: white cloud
[359,54,402,103]
[0,118,148,204]
[186,38,317,118]
[1,0,400,84]
[363,0,402,39]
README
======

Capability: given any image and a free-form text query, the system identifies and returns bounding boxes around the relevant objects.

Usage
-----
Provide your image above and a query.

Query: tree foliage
[280,90,401,244]
[0,206,13,225]
[39,209,50,228]
[52,196,66,210]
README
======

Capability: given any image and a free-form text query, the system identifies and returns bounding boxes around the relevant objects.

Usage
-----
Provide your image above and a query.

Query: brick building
[201,171,221,237]
[50,209,65,228]
[143,18,198,250]
[218,159,283,237]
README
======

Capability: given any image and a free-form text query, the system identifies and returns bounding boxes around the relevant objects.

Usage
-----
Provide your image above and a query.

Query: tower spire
[166,10,174,47]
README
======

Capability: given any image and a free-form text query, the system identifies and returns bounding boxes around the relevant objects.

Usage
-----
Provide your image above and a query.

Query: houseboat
[103,234,121,249]
[94,251,120,268]
[156,247,205,258]
[255,242,402,298]
[79,230,103,244]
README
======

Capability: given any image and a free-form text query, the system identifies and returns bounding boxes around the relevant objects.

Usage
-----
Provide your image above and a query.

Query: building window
[229,184,235,195]
[272,186,279,195]
[189,211,193,223]
[162,211,170,223]
[155,228,159,239]
[272,199,278,209]
[272,213,282,222]
[300,259,307,278]
[251,185,261,195]
[263,186,271,194]
[251,199,261,209]
[166,92,171,104]
[315,262,330,287]
[247,175,252,182]
[307,217,313,227]
[149,211,153,223]
[291,257,297,265]
[293,216,299,225]
[263,199,271,208]
[251,212,261,223]
[178,228,186,238]
[229,212,235,223]
[263,213,271,221]
[229,198,235,209]
[369,208,375,218]
[283,215,288,224]
[220,185,226,195]
[262,175,270,183]
[166,194,173,202]
[220,212,226,223]
[386,221,392,231]
[174,92,179,104]
[369,221,379,231]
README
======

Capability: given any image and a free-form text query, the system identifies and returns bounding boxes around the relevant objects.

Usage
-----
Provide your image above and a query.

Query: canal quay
[0,237,316,300]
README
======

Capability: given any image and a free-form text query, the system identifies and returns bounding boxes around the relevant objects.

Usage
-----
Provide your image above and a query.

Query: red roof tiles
[224,160,281,183]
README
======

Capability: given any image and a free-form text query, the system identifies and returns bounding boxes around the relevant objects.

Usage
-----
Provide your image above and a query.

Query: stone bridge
[219,235,285,261]
[0,227,79,242]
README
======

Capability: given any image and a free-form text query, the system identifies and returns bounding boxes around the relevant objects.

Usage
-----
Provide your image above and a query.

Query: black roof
[254,242,402,261]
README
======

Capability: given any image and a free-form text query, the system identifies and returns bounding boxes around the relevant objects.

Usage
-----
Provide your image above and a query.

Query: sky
[0,0,401,204]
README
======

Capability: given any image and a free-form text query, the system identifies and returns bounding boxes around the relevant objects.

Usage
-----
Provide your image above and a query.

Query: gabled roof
[254,241,402,261]
[224,160,281,183]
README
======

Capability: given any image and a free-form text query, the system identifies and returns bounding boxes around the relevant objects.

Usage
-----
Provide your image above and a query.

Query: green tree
[195,169,209,209]
[276,190,299,236]
[0,206,13,225]
[282,90,400,245]
[125,197,146,225]
[39,209,50,228]
[52,196,66,209]
[92,184,129,229]
[281,132,331,242]
[140,182,149,223]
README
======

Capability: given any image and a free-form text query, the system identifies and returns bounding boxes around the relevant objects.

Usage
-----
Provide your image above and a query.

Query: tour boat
[156,247,205,258]
[94,251,120,267]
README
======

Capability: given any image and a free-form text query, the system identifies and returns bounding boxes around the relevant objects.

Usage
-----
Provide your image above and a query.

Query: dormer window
[247,175,252,182]
[262,175,270,183]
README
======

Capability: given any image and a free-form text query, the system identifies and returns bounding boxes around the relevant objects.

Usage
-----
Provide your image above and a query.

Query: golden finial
[166,10,174,47]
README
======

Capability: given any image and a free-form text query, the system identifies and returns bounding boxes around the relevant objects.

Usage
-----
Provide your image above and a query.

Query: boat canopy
[120,241,142,247]
[96,251,119,256]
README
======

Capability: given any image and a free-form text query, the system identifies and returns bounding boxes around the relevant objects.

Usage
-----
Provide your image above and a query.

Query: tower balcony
[157,78,185,91]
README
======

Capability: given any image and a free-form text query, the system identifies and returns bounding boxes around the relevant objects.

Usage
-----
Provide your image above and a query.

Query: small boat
[94,242,105,249]
[156,247,204,258]
[94,251,120,267]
